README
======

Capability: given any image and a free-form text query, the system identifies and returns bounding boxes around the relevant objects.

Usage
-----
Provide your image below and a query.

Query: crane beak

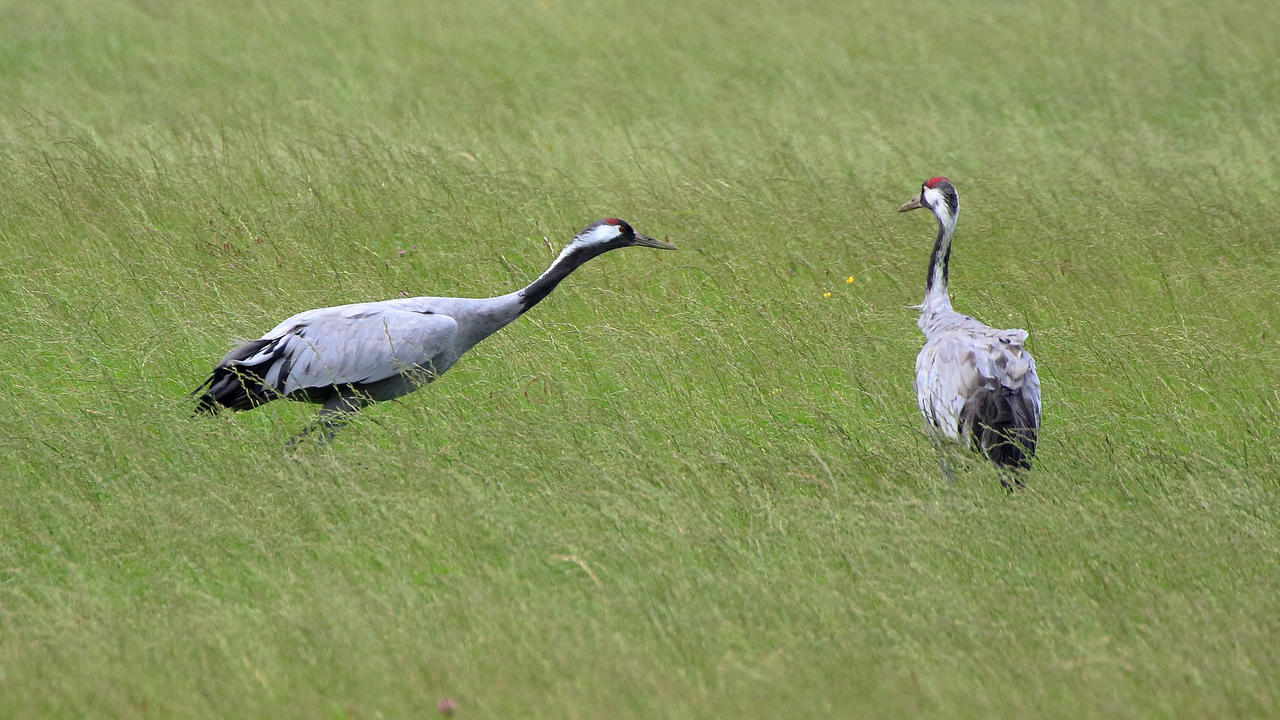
[897,195,924,212]
[632,233,677,250]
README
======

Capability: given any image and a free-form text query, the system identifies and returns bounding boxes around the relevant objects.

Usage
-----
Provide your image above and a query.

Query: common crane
[192,218,674,441]
[898,178,1040,487]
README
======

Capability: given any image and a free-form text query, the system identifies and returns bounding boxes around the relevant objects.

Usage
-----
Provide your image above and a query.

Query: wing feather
[916,325,1041,443]
[273,309,460,395]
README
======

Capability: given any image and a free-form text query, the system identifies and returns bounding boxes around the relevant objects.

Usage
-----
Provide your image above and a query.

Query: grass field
[2,0,1279,717]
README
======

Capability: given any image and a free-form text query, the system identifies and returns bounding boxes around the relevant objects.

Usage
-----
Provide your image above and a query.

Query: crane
[897,178,1040,487]
[191,218,675,442]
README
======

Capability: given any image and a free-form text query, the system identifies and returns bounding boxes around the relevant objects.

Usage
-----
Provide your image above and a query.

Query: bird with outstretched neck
[192,218,674,443]
[898,178,1041,488]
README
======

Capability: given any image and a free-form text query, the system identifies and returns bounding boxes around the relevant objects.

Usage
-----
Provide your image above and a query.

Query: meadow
[1,0,1278,717]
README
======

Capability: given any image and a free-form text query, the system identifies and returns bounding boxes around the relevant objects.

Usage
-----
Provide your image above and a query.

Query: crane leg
[936,452,956,484]
[288,389,370,446]
[929,436,957,483]
[998,469,1025,493]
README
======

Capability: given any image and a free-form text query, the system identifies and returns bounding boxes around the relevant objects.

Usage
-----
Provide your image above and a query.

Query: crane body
[899,178,1040,485]
[192,219,674,441]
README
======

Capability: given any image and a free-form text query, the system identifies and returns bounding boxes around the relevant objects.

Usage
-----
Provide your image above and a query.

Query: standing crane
[192,218,675,441]
[897,178,1040,487]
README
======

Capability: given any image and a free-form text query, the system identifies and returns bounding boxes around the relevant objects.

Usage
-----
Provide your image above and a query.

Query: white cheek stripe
[925,188,955,225]
[582,224,620,244]
[556,225,621,262]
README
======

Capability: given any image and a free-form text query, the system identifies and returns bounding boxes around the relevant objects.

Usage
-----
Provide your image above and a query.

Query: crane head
[574,218,676,251]
[898,177,958,218]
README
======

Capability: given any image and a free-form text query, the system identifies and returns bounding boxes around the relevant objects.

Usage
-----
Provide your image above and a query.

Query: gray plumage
[192,218,674,440]
[898,178,1041,486]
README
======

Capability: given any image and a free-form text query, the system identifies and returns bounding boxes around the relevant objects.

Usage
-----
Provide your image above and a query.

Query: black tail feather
[963,386,1038,471]
[191,339,282,414]
[191,366,282,413]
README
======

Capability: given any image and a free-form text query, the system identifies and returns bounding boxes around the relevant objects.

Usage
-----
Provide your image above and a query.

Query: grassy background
[2,0,1278,717]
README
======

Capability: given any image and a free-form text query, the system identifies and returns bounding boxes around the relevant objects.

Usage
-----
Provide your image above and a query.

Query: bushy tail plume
[190,339,282,414]
[962,386,1038,471]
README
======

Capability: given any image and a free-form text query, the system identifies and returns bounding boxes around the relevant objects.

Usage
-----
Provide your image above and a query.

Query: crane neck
[516,241,612,314]
[922,207,957,319]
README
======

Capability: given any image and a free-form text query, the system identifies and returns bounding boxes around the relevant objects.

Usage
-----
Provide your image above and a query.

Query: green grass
[2,0,1279,716]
